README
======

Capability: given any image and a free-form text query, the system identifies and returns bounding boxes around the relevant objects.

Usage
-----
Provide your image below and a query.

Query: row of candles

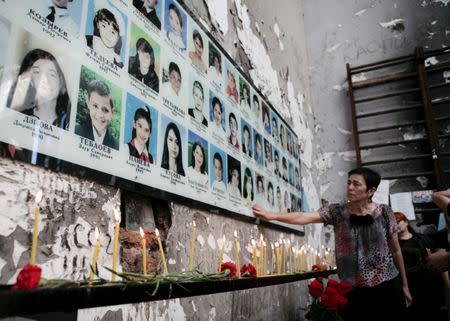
[30,191,334,283]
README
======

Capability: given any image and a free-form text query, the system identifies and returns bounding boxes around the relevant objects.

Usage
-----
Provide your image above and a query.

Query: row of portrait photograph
[0,1,303,221]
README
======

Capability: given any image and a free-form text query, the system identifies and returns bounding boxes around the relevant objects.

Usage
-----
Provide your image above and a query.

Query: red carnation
[240,264,257,277]
[220,262,237,278]
[338,281,352,296]
[308,279,324,298]
[11,264,42,290]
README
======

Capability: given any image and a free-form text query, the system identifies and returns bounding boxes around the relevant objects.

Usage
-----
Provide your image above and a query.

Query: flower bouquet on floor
[306,277,352,321]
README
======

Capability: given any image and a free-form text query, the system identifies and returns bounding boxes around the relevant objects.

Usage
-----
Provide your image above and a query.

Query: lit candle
[251,239,257,268]
[188,221,197,271]
[140,227,147,275]
[275,242,280,275]
[234,230,240,278]
[258,235,263,276]
[287,240,292,273]
[89,227,101,286]
[30,190,43,265]
[111,210,121,281]
[155,228,168,275]
[263,241,267,276]
[281,240,286,274]
[218,235,226,272]
[270,242,275,274]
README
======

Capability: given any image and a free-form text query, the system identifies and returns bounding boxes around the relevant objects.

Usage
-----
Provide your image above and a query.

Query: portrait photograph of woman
[227,155,241,199]
[187,130,209,185]
[159,115,185,176]
[208,43,223,88]
[85,0,127,68]
[123,93,158,164]
[188,27,208,74]
[188,78,208,126]
[209,93,226,139]
[241,119,253,158]
[209,144,227,191]
[239,77,250,111]
[133,0,162,30]
[243,167,254,205]
[164,0,186,51]
[224,63,239,104]
[128,23,160,93]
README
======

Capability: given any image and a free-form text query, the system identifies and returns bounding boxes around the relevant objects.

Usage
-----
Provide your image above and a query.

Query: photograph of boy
[227,155,241,198]
[164,0,186,51]
[210,145,227,191]
[128,23,160,92]
[188,79,208,126]
[36,0,81,38]
[75,67,121,150]
[85,0,127,68]
[161,58,185,108]
[187,131,209,185]
[124,94,158,164]
[208,43,223,88]
[133,0,161,30]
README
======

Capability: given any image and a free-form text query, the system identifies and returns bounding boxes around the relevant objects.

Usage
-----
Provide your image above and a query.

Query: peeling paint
[273,23,285,51]
[337,127,352,135]
[351,73,367,82]
[191,300,197,313]
[379,18,405,28]
[204,0,228,34]
[433,0,450,5]
[168,258,176,265]
[301,170,320,209]
[207,233,216,250]
[208,306,217,321]
[416,176,429,188]
[354,9,368,16]
[326,43,342,53]
[338,171,346,177]
[320,183,331,195]
[443,71,450,83]
[12,240,26,268]
[197,234,205,246]
[425,56,439,66]
[402,127,426,140]
[234,0,283,109]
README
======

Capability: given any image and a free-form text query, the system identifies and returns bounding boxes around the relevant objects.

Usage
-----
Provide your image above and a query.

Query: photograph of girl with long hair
[128,36,159,92]
[161,120,185,176]
[187,132,208,185]
[128,106,154,163]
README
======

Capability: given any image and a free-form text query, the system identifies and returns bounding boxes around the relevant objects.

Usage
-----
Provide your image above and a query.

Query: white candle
[155,228,168,275]
[111,210,121,281]
[140,227,147,275]
[30,190,43,265]
[188,221,197,271]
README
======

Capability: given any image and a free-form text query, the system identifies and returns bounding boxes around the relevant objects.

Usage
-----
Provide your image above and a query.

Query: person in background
[127,106,153,163]
[133,0,161,29]
[395,211,448,321]
[128,37,159,92]
[253,167,412,321]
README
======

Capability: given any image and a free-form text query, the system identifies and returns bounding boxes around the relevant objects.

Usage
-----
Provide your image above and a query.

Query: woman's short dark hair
[192,29,203,47]
[213,152,223,176]
[191,141,206,174]
[169,61,181,79]
[348,167,381,190]
[243,167,254,200]
[212,97,222,112]
[193,80,204,98]
[132,106,152,150]
[168,3,183,28]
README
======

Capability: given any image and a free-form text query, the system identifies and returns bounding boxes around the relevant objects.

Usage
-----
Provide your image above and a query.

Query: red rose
[335,294,348,309]
[308,279,324,298]
[11,264,42,290]
[311,264,321,271]
[321,293,340,311]
[324,285,338,296]
[338,281,352,296]
[240,264,257,277]
[220,262,237,278]
[326,279,339,289]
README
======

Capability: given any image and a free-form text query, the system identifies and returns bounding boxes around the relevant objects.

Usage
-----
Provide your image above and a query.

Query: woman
[187,141,208,185]
[210,97,225,138]
[128,38,159,92]
[242,125,252,157]
[161,122,185,176]
[225,69,238,103]
[253,167,412,321]
[188,30,207,73]
[228,166,241,198]
[166,3,185,51]
[240,83,250,110]
[395,211,448,321]
[243,167,254,205]
[188,81,207,126]
[208,50,222,87]
[128,106,153,163]
[86,7,124,68]
[6,48,71,169]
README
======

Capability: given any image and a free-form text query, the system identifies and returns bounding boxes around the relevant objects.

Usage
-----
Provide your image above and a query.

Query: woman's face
[138,49,151,70]
[134,117,151,146]
[347,174,371,202]
[245,176,252,195]
[214,158,222,182]
[213,56,220,71]
[98,19,119,48]
[229,116,237,137]
[194,37,203,56]
[193,85,204,111]
[169,69,181,95]
[231,169,239,187]
[213,103,222,124]
[193,145,204,171]
[397,219,408,233]
[167,128,179,160]
[31,59,61,102]
[256,139,262,157]
[268,187,274,205]
[169,9,182,35]
[244,129,250,146]
[227,71,235,90]
[243,87,248,100]
[265,143,271,160]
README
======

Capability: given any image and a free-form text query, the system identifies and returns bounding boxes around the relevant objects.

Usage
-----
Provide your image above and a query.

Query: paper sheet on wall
[390,192,416,220]
[372,179,389,205]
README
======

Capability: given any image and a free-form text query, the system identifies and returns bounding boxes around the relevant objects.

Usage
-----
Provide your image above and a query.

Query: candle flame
[193,220,196,227]
[139,227,144,238]
[234,230,237,238]
[94,227,99,240]
[222,235,226,242]
[270,242,274,250]
[114,210,121,223]
[275,242,279,247]
[251,239,256,246]
[155,228,160,237]
[35,190,43,204]
[260,234,263,241]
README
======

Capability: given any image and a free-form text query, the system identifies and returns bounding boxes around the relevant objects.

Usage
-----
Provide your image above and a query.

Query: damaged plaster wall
[303,0,450,200]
